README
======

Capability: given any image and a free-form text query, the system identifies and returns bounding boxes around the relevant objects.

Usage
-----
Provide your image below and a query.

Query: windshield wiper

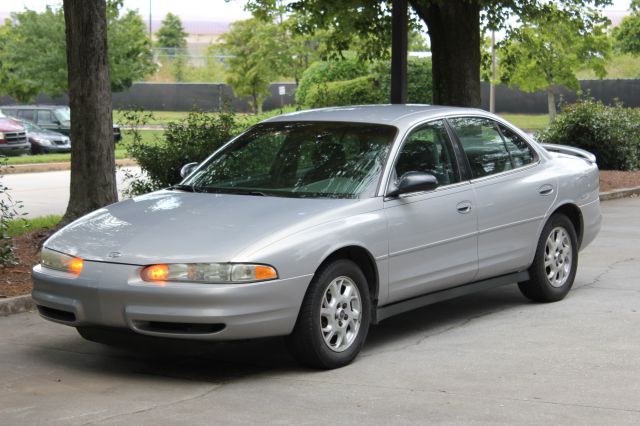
[168,184,197,192]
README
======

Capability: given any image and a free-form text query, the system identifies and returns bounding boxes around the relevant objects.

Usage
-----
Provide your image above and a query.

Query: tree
[612,0,640,55]
[62,0,117,223]
[245,0,612,108]
[155,13,188,52]
[221,19,285,113]
[499,7,610,121]
[0,2,155,102]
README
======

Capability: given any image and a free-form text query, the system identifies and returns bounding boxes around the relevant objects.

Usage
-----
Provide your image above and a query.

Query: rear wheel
[286,259,370,369]
[518,214,578,302]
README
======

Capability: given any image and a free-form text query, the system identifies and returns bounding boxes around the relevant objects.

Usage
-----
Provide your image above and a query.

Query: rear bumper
[32,262,311,341]
[579,198,602,250]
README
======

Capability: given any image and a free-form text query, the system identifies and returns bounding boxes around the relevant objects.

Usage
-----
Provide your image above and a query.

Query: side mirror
[180,162,198,178]
[387,172,438,197]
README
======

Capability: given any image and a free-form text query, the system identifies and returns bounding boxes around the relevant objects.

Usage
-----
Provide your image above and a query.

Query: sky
[0,0,251,22]
[0,0,632,23]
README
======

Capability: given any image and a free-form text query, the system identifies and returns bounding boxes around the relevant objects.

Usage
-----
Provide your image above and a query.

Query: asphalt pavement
[1,167,140,217]
[0,197,639,425]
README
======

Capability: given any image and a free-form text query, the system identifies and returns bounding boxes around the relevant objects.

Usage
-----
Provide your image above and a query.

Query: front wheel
[518,213,579,302]
[286,259,370,369]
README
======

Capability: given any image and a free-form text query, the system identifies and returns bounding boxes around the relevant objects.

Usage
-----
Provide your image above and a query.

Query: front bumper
[39,144,71,153]
[32,261,311,341]
[0,143,30,155]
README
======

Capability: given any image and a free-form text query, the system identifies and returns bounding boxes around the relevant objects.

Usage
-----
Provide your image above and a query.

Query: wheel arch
[550,203,584,247]
[316,245,380,308]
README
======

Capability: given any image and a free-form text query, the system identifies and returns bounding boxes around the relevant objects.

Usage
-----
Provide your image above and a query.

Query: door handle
[456,201,473,214]
[538,184,554,196]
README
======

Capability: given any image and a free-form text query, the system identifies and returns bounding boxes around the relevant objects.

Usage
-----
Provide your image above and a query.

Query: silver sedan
[32,105,601,369]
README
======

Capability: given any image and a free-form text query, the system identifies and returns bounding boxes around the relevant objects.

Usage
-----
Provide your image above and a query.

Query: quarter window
[17,110,35,121]
[498,124,536,167]
[394,120,460,186]
[449,117,513,178]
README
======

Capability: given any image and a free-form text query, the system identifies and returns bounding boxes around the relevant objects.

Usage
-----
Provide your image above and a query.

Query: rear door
[447,117,556,280]
[384,119,478,303]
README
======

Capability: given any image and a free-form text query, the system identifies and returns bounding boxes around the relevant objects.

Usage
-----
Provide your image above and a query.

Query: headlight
[40,248,84,275]
[34,138,52,146]
[0,132,4,139]
[141,263,278,283]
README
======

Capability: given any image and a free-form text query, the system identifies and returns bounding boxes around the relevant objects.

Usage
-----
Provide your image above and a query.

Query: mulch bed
[2,170,640,298]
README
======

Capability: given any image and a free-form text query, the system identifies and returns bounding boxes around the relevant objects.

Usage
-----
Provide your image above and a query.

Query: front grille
[4,131,27,144]
[53,139,69,146]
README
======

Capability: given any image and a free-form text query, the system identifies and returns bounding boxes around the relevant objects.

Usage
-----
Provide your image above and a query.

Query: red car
[0,112,30,156]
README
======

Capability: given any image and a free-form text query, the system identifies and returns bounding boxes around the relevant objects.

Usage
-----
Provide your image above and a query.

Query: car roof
[263,104,492,128]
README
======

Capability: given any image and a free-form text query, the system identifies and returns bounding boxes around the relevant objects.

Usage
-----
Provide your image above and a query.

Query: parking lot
[0,197,639,425]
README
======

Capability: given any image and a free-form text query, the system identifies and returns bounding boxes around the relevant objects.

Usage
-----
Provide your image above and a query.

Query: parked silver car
[32,105,601,369]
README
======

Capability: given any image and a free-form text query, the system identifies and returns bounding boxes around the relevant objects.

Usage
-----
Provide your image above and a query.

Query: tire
[286,259,371,369]
[518,213,579,302]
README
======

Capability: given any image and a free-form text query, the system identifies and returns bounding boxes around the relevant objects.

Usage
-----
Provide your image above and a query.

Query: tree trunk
[410,0,481,107]
[62,0,117,224]
[547,89,557,122]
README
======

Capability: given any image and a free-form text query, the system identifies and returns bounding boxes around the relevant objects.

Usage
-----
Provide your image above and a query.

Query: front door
[384,120,478,304]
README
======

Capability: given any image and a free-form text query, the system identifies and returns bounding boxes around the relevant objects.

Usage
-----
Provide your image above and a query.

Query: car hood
[0,118,24,132]
[44,190,363,265]
[29,129,67,139]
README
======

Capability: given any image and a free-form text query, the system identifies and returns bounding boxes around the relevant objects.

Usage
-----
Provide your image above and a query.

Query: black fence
[481,79,640,113]
[0,83,298,113]
[1,80,638,114]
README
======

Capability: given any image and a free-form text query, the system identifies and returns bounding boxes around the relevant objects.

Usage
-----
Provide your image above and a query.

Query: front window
[182,122,397,199]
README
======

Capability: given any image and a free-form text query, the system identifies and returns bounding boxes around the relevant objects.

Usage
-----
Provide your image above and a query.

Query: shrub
[123,109,245,195]
[0,157,24,266]
[305,76,385,108]
[537,98,640,171]
[296,59,369,106]
[373,57,433,104]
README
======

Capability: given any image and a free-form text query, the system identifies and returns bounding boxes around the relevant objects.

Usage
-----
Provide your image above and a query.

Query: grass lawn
[7,215,62,237]
[498,114,549,131]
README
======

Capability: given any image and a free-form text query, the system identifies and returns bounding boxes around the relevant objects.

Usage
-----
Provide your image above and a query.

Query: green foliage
[296,59,369,106]
[499,7,610,94]
[0,2,156,102]
[612,5,640,55]
[0,7,66,102]
[122,109,245,195]
[0,158,24,266]
[6,215,61,238]
[374,57,433,104]
[106,7,156,90]
[155,13,188,50]
[537,99,640,171]
[305,76,385,108]
[221,19,285,114]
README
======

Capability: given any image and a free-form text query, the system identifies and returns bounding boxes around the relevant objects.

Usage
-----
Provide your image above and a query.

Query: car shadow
[27,285,529,381]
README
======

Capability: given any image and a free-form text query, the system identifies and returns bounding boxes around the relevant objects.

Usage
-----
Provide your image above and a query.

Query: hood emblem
[107,251,122,258]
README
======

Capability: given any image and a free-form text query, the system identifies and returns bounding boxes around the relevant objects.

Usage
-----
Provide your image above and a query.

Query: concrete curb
[0,294,36,317]
[4,158,137,175]
[599,186,640,201]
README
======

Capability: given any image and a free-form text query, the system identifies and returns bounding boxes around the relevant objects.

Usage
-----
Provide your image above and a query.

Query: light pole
[490,31,496,113]
[148,0,152,38]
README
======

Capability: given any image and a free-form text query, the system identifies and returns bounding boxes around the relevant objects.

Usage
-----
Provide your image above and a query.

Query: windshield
[182,121,397,199]
[54,107,71,122]
[19,120,39,131]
